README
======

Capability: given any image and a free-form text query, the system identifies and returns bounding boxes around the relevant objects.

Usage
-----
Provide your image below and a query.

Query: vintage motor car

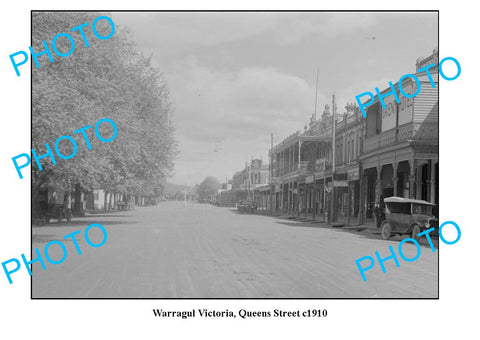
[380,197,437,241]
[237,200,255,213]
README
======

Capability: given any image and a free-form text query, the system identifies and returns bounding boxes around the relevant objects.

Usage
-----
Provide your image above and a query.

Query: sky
[112,11,438,186]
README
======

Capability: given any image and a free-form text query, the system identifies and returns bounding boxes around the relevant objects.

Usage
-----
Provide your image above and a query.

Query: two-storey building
[361,48,439,222]
[221,159,270,207]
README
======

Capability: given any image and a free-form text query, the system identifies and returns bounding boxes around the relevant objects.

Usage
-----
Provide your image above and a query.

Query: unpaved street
[32,201,438,298]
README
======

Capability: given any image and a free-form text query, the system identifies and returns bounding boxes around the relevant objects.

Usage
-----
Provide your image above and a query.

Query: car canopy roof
[384,197,436,206]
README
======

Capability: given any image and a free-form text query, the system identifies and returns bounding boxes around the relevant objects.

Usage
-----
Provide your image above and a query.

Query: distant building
[220,159,269,207]
[219,181,232,192]
[232,159,269,190]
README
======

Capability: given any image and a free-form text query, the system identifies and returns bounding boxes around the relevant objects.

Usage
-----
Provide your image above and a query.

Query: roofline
[271,135,331,153]
[361,68,439,107]
[384,196,436,206]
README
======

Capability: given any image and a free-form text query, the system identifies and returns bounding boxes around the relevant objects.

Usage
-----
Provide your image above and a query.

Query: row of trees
[32,12,176,211]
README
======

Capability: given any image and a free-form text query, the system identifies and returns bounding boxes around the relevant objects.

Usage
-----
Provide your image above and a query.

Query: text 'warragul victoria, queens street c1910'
[152,308,328,319]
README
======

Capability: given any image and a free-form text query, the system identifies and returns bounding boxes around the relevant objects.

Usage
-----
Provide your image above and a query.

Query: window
[349,138,353,162]
[376,108,382,134]
[351,137,355,160]
[412,204,433,215]
[387,202,411,214]
[346,140,350,163]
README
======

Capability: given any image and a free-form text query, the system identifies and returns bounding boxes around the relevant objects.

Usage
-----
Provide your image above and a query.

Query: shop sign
[315,158,328,172]
[306,175,314,184]
[348,166,360,181]
[381,94,397,132]
[333,180,348,187]
[398,82,414,125]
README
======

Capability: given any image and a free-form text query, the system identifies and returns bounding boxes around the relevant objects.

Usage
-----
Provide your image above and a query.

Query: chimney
[345,102,358,115]
[322,104,331,119]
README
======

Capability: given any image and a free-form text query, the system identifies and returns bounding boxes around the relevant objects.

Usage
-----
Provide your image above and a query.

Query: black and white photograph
[29,11,439,298]
[2,1,479,339]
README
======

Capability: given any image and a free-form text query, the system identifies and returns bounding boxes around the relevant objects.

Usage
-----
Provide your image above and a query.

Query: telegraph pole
[314,67,319,120]
[270,133,274,215]
[332,95,336,173]
[331,94,337,223]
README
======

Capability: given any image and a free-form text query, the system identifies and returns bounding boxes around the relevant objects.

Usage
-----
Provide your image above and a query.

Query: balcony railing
[364,128,397,154]
[299,160,315,175]
[364,121,438,154]
[315,158,330,172]
[274,158,329,177]
[274,163,299,177]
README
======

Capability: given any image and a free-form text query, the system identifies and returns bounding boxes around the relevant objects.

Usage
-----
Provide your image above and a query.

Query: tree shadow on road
[84,213,135,218]
[32,219,136,228]
[32,234,68,244]
[32,210,137,227]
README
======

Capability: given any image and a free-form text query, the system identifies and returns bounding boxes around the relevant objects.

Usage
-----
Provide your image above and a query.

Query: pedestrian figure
[374,194,386,228]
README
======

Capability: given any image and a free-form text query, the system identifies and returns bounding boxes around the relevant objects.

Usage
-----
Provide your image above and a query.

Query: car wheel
[381,222,392,240]
[412,225,421,242]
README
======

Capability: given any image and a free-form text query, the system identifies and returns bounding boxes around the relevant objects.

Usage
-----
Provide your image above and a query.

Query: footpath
[271,213,438,248]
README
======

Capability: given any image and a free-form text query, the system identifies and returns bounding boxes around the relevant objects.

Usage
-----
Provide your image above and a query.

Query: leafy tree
[197,177,220,200]
[31,12,177,211]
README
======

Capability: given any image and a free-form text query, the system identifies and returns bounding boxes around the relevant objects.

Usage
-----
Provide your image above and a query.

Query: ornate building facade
[361,48,439,221]
[257,48,439,224]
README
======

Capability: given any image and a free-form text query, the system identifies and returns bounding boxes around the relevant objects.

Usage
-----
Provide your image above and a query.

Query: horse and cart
[37,201,72,223]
